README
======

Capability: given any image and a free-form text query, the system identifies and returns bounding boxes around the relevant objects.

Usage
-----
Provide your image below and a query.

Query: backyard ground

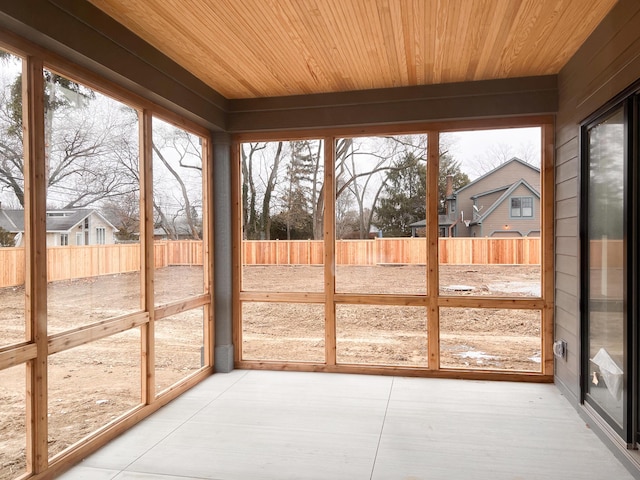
[1,264,540,480]
[241,264,541,370]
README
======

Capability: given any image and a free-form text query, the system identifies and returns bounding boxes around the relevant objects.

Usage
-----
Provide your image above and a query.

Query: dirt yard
[241,264,541,370]
[1,264,541,480]
[0,266,205,480]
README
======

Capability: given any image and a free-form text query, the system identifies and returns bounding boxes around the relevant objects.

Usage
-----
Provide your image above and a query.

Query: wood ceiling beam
[227,75,558,133]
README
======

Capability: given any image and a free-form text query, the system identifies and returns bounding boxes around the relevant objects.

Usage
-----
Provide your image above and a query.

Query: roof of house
[410,215,453,228]
[454,158,540,196]
[0,209,23,232]
[0,208,117,233]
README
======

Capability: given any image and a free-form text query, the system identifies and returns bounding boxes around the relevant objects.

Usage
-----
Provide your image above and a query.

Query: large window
[437,128,542,372]
[334,134,427,296]
[236,123,552,377]
[239,139,325,362]
[45,69,141,334]
[581,100,631,440]
[240,139,325,293]
[0,49,25,350]
[0,45,213,480]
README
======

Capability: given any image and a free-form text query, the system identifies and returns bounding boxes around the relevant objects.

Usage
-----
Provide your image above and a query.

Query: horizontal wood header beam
[227,75,557,133]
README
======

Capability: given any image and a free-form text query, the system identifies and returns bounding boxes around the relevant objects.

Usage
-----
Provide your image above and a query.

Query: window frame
[510,196,534,218]
[0,33,215,478]
[95,227,106,244]
[232,118,554,382]
[579,84,640,447]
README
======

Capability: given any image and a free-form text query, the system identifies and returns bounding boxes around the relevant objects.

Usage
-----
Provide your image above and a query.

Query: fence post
[374,237,378,265]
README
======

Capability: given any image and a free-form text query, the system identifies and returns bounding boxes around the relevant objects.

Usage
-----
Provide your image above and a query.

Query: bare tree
[151,122,203,241]
[152,142,201,239]
[241,142,265,239]
[335,135,427,238]
[102,191,139,241]
[0,69,140,209]
[470,140,539,176]
[241,141,283,240]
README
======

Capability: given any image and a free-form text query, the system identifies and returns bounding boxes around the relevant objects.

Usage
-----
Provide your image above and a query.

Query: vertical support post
[140,111,155,402]
[324,137,337,366]
[201,135,215,368]
[23,55,48,474]
[213,132,234,372]
[541,122,555,376]
[427,131,440,370]
[231,139,242,365]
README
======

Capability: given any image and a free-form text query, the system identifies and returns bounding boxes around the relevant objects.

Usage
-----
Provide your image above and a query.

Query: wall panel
[555,0,640,402]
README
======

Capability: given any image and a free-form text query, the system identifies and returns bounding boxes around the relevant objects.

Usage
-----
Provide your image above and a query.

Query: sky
[443,127,542,180]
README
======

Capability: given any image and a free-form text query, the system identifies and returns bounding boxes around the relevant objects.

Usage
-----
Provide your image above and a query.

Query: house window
[96,227,106,244]
[510,196,533,218]
[60,234,68,246]
[76,232,83,246]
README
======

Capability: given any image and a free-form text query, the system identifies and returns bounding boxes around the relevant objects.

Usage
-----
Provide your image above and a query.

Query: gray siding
[456,160,540,237]
[481,184,541,237]
[555,0,640,400]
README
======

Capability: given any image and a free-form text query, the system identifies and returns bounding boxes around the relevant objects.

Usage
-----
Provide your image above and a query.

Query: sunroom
[0,0,639,479]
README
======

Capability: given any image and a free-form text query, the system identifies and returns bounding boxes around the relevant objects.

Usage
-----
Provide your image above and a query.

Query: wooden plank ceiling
[89,0,617,100]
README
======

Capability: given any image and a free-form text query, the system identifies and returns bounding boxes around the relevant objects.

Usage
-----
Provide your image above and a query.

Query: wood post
[202,135,215,368]
[427,131,440,370]
[140,111,155,403]
[23,55,48,474]
[324,137,337,366]
[541,122,555,376]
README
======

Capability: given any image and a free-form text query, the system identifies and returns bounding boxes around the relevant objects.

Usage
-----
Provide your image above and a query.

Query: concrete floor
[58,370,635,480]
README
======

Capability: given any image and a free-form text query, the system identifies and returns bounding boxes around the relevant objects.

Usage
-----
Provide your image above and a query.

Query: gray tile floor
[58,370,635,480]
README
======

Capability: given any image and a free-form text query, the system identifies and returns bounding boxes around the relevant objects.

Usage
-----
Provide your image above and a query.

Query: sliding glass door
[581,93,638,444]
[583,106,627,434]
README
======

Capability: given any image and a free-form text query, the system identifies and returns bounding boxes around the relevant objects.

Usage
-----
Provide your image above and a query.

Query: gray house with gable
[0,208,117,246]
[441,157,541,237]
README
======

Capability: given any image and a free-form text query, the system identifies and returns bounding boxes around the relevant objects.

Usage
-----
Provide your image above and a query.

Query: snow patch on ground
[488,281,540,296]
[456,350,498,360]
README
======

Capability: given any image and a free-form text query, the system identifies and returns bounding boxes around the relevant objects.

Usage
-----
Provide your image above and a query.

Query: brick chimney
[445,175,453,198]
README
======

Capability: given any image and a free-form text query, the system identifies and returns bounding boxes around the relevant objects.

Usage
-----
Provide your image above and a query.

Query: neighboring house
[440,157,540,237]
[409,215,451,238]
[0,207,117,246]
[153,224,200,241]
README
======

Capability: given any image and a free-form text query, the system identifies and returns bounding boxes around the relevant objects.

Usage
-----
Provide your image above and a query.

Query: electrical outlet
[553,340,567,360]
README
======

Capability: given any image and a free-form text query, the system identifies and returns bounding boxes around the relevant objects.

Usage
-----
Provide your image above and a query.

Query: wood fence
[0,237,552,289]
[242,237,542,266]
[0,241,203,288]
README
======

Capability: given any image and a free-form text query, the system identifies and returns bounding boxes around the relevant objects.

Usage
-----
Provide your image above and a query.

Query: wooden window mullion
[324,137,337,366]
[140,111,155,403]
[23,55,48,474]
[427,131,440,370]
